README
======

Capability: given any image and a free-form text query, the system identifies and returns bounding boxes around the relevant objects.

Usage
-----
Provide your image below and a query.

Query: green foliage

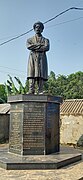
[5,75,29,96]
[0,84,7,103]
[64,71,83,99]
[7,75,18,95]
[44,71,83,99]
[4,71,83,100]
[44,71,56,95]
[14,77,25,94]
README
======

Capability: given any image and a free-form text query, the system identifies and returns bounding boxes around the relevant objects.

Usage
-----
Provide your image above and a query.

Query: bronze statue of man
[26,21,50,94]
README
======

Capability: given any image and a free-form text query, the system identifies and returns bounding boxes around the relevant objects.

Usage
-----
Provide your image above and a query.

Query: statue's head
[33,21,44,34]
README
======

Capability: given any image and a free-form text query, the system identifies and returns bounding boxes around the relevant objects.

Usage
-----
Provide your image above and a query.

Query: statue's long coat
[26,35,50,80]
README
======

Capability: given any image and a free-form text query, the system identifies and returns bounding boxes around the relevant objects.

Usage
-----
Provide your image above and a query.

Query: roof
[60,99,83,115]
[0,99,83,115]
[0,103,10,114]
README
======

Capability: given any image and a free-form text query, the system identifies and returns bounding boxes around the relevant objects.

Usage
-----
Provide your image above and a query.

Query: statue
[26,21,50,94]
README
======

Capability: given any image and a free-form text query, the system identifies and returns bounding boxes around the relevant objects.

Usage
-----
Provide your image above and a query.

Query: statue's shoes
[39,91,46,95]
[26,92,34,95]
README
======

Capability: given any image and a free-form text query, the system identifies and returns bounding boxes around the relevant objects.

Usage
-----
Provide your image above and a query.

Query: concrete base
[8,95,62,155]
[0,146,82,170]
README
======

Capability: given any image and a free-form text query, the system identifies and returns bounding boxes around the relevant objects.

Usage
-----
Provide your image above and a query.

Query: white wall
[60,115,83,146]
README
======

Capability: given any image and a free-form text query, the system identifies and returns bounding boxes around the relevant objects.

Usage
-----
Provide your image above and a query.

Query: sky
[0,0,83,86]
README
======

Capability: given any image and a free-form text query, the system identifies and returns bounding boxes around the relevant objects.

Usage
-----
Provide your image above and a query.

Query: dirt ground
[0,144,83,180]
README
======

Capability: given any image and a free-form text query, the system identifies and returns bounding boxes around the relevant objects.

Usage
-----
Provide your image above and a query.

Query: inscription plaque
[9,104,23,154]
[46,103,60,154]
[23,103,45,154]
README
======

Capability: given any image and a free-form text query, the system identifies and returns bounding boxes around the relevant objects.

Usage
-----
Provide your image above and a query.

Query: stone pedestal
[8,95,62,155]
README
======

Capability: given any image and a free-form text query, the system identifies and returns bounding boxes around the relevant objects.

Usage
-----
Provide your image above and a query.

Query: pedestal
[8,95,62,155]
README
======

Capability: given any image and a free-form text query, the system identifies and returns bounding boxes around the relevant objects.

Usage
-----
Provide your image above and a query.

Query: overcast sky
[0,0,83,85]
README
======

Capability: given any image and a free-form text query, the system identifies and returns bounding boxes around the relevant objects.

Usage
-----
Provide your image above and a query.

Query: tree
[44,71,57,95]
[0,84,7,103]
[5,75,29,96]
[64,71,83,99]
[44,71,83,99]
[5,71,83,100]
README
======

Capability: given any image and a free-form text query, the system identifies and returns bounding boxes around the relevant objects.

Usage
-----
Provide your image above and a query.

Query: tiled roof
[0,103,10,114]
[60,99,83,115]
[0,100,83,115]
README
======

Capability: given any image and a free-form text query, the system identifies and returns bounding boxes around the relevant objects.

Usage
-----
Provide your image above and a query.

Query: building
[0,103,10,142]
[60,99,83,147]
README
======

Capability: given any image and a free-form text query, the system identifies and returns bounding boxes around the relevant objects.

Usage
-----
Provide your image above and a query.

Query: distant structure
[0,103,10,142]
[60,99,83,147]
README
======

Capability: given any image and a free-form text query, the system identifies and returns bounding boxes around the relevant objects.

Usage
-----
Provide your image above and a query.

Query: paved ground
[0,144,83,180]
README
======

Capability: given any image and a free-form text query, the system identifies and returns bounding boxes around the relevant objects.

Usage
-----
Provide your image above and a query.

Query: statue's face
[34,24,43,34]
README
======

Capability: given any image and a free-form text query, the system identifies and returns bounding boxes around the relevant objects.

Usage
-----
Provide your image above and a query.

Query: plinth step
[0,146,82,170]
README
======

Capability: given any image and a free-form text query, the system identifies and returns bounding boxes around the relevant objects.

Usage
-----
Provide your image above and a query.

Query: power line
[1,16,82,43]
[0,70,25,78]
[46,16,83,28]
[0,34,21,41]
[0,29,33,46]
[0,7,83,47]
[43,7,83,24]
[0,65,25,73]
